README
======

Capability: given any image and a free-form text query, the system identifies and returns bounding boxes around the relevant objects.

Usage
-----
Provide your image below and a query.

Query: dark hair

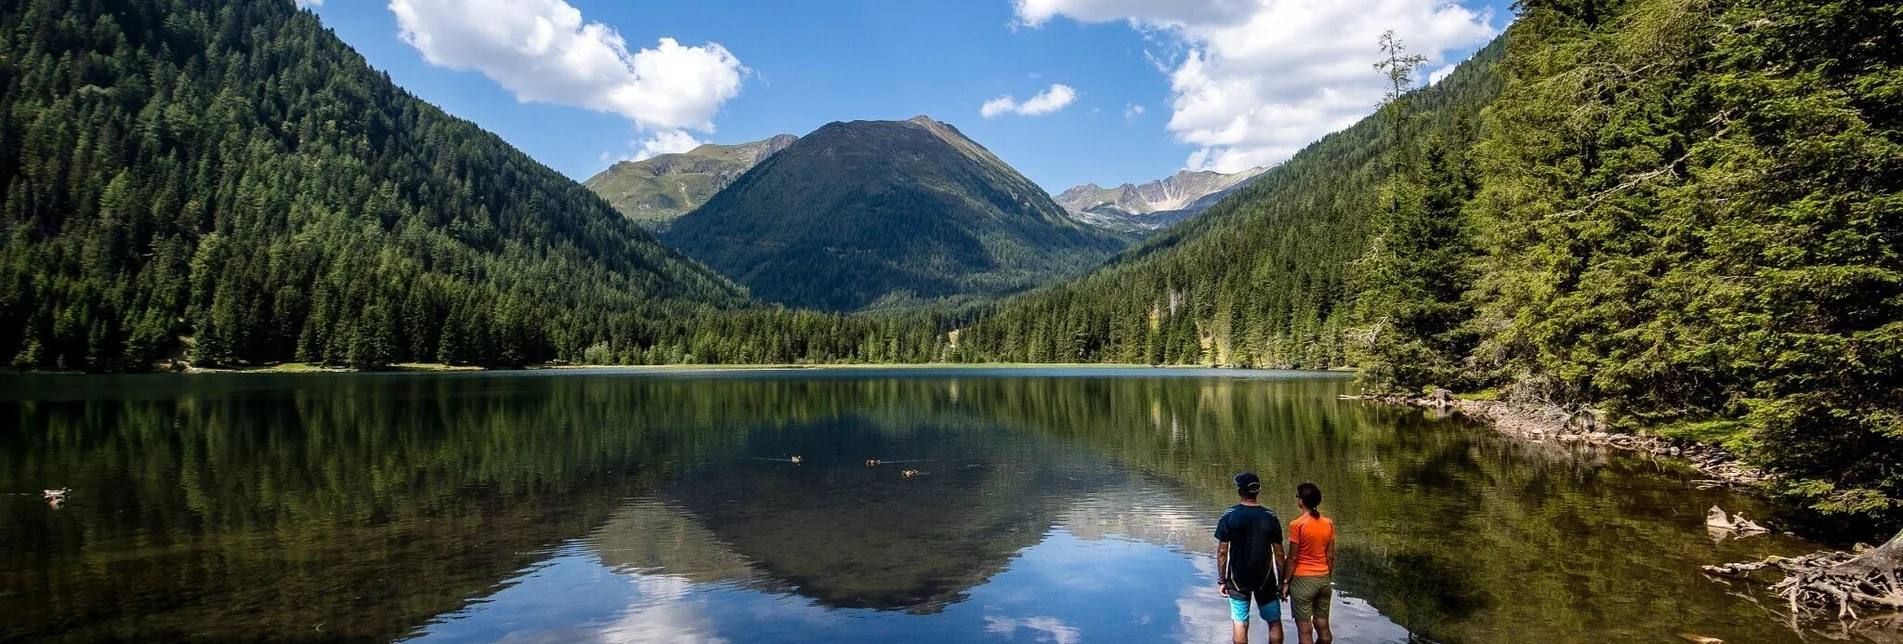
[1296,482,1322,518]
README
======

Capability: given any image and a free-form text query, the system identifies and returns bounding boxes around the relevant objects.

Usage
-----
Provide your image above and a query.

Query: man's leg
[1294,620,1314,644]
[1313,618,1333,644]
[1230,597,1251,644]
[1259,595,1284,644]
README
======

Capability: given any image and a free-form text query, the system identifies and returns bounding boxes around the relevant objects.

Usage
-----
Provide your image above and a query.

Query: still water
[0,368,1828,642]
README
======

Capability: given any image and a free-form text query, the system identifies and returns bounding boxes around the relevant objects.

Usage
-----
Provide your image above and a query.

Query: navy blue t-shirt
[1214,503,1283,597]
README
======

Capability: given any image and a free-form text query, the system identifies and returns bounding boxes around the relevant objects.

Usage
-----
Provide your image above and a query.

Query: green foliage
[0,0,946,371]
[1462,0,1903,515]
[953,40,1505,370]
[964,0,1903,516]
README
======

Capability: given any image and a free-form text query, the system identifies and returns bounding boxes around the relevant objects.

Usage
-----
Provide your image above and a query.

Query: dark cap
[1233,472,1261,494]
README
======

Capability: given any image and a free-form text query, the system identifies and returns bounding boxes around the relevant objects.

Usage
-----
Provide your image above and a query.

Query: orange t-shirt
[1287,513,1335,577]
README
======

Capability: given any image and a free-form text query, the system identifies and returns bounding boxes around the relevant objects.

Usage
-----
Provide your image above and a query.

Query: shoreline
[1341,393,1774,491]
[4,362,1360,376]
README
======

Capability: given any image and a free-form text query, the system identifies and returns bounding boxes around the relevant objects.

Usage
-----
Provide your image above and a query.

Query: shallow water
[0,368,1833,642]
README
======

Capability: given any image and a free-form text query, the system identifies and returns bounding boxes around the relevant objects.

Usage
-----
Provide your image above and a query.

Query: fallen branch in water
[1704,530,1903,619]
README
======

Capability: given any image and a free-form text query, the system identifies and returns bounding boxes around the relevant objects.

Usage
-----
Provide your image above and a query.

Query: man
[1215,471,1286,644]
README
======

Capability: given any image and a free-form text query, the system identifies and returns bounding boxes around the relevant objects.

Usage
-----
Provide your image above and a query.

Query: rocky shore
[1341,391,1772,489]
[1347,391,1903,627]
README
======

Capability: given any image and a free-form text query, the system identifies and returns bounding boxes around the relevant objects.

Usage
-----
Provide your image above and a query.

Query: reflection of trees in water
[0,373,1829,643]
[0,375,828,641]
[934,375,1822,644]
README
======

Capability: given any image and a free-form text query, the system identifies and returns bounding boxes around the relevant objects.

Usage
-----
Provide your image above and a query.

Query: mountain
[960,0,1903,518]
[583,134,798,231]
[1054,168,1267,234]
[953,40,1504,368]
[660,116,1130,311]
[0,0,946,371]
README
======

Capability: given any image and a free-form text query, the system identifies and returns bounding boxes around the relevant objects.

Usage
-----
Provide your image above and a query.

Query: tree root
[1705,530,1903,621]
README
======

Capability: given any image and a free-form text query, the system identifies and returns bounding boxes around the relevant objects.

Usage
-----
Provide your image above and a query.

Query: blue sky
[306,0,1514,191]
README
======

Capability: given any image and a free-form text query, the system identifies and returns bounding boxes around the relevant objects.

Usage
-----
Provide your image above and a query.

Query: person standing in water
[1283,482,1336,644]
[1215,472,1287,644]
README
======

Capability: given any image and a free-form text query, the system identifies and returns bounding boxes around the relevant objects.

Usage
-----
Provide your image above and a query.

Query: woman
[1282,482,1335,644]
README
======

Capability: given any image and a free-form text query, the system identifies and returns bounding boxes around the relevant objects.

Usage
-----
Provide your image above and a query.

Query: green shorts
[1289,576,1333,622]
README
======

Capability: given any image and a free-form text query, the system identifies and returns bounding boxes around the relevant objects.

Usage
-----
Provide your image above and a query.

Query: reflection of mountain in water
[589,499,762,586]
[591,414,1181,612]
[3,371,1830,644]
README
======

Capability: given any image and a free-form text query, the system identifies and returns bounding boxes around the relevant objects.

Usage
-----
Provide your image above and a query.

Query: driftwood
[1704,530,1903,620]
[1705,506,1767,535]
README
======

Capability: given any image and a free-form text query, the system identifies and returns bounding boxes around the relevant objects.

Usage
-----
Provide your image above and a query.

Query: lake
[0,368,1826,642]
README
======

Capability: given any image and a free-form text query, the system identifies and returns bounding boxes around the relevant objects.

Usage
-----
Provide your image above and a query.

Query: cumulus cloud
[980,96,1020,119]
[633,130,703,161]
[980,83,1079,118]
[1014,0,1497,172]
[1426,62,1458,85]
[294,0,322,7]
[389,0,746,135]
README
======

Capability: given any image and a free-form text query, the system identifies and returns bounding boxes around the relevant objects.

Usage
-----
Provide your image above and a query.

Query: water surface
[0,368,1824,642]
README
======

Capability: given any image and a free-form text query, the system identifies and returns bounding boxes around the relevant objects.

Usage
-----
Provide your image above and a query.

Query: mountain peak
[582,134,798,230]
[1052,166,1271,235]
[661,118,1129,311]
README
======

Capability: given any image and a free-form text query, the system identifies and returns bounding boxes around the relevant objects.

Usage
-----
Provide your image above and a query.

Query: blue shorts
[1228,590,1281,623]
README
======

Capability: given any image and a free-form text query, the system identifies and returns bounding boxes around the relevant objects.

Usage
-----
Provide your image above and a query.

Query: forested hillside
[960,0,1902,517]
[0,0,950,370]
[662,116,1130,312]
[954,39,1504,367]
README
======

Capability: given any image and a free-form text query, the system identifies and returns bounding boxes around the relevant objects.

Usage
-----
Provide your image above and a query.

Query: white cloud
[633,130,703,161]
[294,0,322,7]
[1124,103,1146,120]
[981,96,1021,119]
[1426,62,1458,85]
[984,616,1083,644]
[389,0,746,135]
[1014,0,1497,172]
[1021,84,1079,114]
[980,83,1079,118]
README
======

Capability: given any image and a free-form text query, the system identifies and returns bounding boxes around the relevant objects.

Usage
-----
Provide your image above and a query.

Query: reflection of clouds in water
[597,574,726,644]
[984,615,1082,644]
[1056,487,1210,555]
[1176,556,1239,644]
[631,574,691,603]
[1173,556,1417,644]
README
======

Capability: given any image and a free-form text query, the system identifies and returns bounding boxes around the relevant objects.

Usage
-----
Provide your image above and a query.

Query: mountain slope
[583,134,797,230]
[962,0,1903,519]
[1054,168,1266,234]
[954,38,1505,366]
[661,116,1129,311]
[0,0,754,371]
